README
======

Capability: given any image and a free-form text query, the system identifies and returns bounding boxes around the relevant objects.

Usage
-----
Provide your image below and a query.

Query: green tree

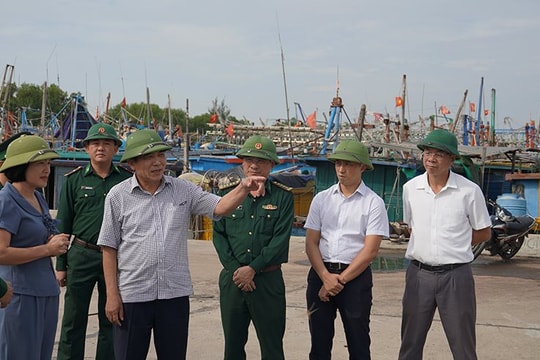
[47,84,69,113]
[13,83,42,110]
[11,83,68,128]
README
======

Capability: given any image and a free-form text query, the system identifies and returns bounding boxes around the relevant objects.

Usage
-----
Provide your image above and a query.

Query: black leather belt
[73,238,102,253]
[324,262,349,274]
[411,259,467,273]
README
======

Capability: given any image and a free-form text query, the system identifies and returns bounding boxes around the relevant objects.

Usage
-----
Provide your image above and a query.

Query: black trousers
[113,296,189,360]
[306,266,373,360]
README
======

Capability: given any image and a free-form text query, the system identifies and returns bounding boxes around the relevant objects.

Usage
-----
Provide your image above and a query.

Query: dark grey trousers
[399,263,477,360]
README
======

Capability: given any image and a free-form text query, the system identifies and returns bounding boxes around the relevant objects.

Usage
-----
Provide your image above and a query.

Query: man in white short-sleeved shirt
[399,129,491,360]
[304,140,389,359]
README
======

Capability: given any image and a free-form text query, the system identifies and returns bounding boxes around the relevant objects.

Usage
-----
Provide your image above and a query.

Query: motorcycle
[473,199,536,260]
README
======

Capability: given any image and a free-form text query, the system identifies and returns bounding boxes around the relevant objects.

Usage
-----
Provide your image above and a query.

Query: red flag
[226,123,234,137]
[440,105,450,115]
[120,97,127,108]
[395,96,403,107]
[469,102,476,113]
[373,112,383,122]
[306,111,317,129]
[209,113,218,123]
[484,109,489,116]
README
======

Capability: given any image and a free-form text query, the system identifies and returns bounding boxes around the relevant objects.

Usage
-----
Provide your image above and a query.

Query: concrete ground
[53,235,540,359]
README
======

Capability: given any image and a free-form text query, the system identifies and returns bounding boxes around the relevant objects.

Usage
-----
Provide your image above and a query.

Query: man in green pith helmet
[213,135,294,360]
[399,129,491,360]
[305,139,389,359]
[56,123,132,360]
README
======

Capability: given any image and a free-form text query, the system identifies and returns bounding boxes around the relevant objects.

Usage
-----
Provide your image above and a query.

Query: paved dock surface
[53,235,540,359]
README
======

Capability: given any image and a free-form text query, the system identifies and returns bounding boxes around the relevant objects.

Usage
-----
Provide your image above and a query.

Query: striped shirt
[97,175,221,302]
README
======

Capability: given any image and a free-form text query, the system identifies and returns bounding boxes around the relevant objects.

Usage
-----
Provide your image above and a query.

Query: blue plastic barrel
[496,193,527,216]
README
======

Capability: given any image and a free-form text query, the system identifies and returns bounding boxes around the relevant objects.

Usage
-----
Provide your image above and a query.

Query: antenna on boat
[276,15,295,163]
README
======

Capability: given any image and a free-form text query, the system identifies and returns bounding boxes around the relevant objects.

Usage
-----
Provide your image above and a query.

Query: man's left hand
[233,265,257,292]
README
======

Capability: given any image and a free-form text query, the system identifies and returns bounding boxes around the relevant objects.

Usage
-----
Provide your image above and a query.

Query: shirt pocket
[227,207,245,221]
[259,208,279,232]
[77,187,96,200]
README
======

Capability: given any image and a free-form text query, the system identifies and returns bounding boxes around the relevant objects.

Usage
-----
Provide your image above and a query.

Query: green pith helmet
[0,132,33,161]
[417,129,460,157]
[120,129,171,162]
[236,135,279,164]
[83,123,122,146]
[0,135,59,173]
[327,140,374,170]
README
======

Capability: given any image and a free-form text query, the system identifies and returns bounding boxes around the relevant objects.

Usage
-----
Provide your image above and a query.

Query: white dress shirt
[304,181,389,264]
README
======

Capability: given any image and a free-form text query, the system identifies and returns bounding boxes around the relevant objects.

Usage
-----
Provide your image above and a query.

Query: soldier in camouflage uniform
[213,135,294,360]
[56,123,132,360]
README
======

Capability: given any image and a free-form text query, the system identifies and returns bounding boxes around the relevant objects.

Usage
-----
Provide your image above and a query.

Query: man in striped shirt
[97,129,265,360]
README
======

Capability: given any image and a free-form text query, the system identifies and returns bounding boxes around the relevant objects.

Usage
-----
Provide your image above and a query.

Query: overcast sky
[2,0,539,129]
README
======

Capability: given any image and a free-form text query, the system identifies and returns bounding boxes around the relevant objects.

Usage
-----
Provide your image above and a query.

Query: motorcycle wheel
[472,242,487,260]
[497,236,525,260]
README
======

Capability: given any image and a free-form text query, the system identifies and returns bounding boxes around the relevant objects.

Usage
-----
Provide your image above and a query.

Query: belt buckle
[327,262,343,271]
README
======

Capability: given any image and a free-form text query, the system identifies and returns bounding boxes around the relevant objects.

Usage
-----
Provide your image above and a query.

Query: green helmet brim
[120,142,171,162]
[0,149,59,173]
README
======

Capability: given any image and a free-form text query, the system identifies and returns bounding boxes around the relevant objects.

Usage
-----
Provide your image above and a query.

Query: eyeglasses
[243,157,271,165]
[422,151,448,160]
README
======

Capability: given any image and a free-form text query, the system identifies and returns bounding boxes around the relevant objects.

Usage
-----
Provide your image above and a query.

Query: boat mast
[358,104,366,141]
[475,77,484,145]
[105,92,111,122]
[146,87,152,128]
[321,75,343,155]
[490,88,496,145]
[449,89,468,134]
[400,74,407,141]
[38,80,47,138]
[168,94,173,138]
[183,98,190,173]
[0,64,15,140]
[277,21,294,163]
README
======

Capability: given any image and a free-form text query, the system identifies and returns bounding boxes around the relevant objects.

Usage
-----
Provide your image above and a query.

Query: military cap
[417,129,460,157]
[120,129,171,162]
[0,132,33,161]
[83,123,122,146]
[0,135,59,173]
[327,140,374,170]
[236,135,279,164]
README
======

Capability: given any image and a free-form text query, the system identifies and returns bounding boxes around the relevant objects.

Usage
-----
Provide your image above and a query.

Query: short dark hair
[4,164,28,183]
